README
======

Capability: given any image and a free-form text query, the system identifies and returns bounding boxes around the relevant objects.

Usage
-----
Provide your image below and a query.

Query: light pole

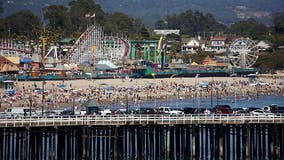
[8,28,11,39]
[210,82,213,108]
[176,86,180,110]
[216,88,219,106]
[151,73,157,108]
[0,92,2,108]
[72,92,75,115]
[41,78,45,116]
[125,92,129,113]
[234,82,237,108]
[29,93,32,116]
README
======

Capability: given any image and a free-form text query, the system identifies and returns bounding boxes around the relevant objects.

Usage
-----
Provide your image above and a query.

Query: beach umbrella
[7,89,16,96]
[58,84,66,89]
[105,86,114,91]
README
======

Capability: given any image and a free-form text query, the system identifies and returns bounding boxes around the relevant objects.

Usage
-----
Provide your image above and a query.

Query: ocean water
[109,95,284,110]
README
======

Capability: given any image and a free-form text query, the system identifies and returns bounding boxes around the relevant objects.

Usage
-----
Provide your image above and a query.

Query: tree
[228,19,269,39]
[42,5,71,36]
[254,52,284,73]
[0,1,3,16]
[139,25,150,39]
[69,0,102,32]
[155,20,168,29]
[168,41,181,59]
[103,12,135,37]
[272,12,284,34]
[166,33,181,42]
[4,10,42,40]
[156,10,226,37]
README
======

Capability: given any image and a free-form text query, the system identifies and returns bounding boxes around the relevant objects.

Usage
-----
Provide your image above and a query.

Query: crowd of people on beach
[0,77,283,112]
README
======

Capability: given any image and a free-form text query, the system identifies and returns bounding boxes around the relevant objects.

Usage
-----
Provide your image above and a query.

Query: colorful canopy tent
[0,64,19,72]
[6,57,20,64]
[203,56,217,66]
[191,62,199,65]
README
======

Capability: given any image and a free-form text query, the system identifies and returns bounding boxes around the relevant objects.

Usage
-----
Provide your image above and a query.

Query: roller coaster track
[0,39,32,57]
[69,24,130,65]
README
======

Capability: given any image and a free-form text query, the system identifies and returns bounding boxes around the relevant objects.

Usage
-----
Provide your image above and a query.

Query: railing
[0,114,283,128]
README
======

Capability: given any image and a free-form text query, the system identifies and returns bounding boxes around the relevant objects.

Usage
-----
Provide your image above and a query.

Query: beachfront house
[205,36,227,53]
[256,40,272,52]
[181,37,205,54]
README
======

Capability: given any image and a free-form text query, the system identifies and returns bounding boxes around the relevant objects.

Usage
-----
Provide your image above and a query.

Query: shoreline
[0,76,283,111]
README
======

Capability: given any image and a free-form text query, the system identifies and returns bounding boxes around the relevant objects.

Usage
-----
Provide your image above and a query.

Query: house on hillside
[256,40,272,52]
[181,37,205,54]
[205,36,228,53]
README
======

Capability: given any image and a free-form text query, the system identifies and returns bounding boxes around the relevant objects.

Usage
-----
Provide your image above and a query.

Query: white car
[250,109,274,116]
[158,107,184,114]
[99,109,112,116]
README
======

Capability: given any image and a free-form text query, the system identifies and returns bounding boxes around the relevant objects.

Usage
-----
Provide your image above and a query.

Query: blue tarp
[7,89,15,96]
[20,58,33,63]
[58,84,66,89]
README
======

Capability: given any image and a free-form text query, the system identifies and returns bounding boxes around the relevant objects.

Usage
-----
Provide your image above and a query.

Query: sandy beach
[0,76,283,112]
[13,76,278,90]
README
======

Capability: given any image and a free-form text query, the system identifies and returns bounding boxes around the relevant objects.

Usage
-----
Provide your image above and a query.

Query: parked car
[212,105,233,114]
[183,107,196,114]
[232,108,249,114]
[230,73,237,77]
[268,104,284,113]
[5,107,35,117]
[60,109,75,116]
[158,107,184,114]
[250,109,274,116]
[140,108,158,114]
[99,109,112,116]
[194,108,211,115]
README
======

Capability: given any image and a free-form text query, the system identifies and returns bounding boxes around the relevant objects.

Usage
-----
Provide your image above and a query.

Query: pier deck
[0,114,284,128]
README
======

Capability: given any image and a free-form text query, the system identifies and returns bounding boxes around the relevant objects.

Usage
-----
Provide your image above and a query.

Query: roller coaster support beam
[148,45,150,61]
[154,43,157,63]
[143,43,146,60]
[131,44,136,60]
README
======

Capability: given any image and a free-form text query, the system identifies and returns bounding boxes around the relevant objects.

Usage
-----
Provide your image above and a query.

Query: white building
[205,36,227,53]
[181,37,205,54]
[256,40,271,51]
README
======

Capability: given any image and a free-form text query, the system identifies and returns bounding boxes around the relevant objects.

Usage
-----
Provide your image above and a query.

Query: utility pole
[29,93,32,116]
[72,93,75,115]
[40,35,47,116]
[0,92,2,108]
[210,82,213,108]
[42,79,45,116]
[210,77,213,108]
[125,93,129,112]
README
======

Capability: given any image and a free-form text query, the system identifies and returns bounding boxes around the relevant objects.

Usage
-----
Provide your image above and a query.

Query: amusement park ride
[0,23,259,81]
[228,38,259,69]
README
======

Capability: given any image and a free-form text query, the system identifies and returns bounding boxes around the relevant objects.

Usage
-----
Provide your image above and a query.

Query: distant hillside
[96,0,284,26]
[2,0,70,17]
[3,0,284,27]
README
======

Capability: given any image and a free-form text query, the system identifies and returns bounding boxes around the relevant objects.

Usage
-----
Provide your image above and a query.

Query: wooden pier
[1,114,284,159]
[0,114,284,128]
